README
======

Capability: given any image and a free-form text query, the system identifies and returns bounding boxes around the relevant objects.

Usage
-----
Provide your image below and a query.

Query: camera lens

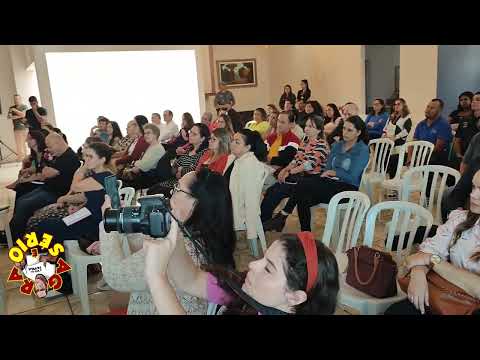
[104,208,121,232]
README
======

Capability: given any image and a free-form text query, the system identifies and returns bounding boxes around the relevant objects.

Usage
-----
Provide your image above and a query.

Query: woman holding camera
[99,168,237,315]
[143,224,339,315]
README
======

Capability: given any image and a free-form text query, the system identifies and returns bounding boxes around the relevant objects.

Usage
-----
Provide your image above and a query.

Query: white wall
[400,45,438,131]
[31,45,210,126]
[0,46,19,152]
[8,45,41,105]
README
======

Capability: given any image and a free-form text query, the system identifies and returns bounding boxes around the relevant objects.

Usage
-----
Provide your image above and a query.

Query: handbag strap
[353,247,381,286]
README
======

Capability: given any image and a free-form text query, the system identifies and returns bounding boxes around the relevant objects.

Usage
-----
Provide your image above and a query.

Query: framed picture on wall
[216,59,257,88]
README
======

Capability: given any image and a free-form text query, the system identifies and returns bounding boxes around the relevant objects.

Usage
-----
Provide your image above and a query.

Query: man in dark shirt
[295,99,307,129]
[25,96,47,131]
[9,133,80,241]
[455,92,480,174]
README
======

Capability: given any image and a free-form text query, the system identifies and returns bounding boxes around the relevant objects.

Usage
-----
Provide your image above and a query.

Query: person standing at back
[279,85,297,111]
[8,94,29,160]
[297,80,311,102]
[214,83,236,113]
[25,96,47,131]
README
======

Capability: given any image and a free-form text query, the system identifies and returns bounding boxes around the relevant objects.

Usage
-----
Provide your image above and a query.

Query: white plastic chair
[117,179,123,190]
[401,165,460,225]
[361,138,394,203]
[64,187,135,315]
[338,201,433,315]
[321,191,370,254]
[381,141,434,199]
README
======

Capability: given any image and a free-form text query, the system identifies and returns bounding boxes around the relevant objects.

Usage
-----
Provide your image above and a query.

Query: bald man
[9,133,80,241]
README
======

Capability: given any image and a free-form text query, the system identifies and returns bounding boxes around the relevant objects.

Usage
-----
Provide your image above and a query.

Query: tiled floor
[0,160,393,316]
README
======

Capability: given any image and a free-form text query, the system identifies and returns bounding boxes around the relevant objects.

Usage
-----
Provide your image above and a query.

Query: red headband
[297,232,318,293]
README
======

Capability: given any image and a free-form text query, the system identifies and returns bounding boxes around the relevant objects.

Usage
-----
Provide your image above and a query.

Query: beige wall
[0,46,18,151]
[400,45,439,134]
[208,45,271,114]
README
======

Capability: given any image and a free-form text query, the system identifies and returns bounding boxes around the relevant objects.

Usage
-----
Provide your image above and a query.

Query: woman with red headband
[143,220,339,315]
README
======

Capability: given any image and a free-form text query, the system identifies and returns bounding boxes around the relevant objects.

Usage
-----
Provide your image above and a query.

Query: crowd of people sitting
[2,81,480,316]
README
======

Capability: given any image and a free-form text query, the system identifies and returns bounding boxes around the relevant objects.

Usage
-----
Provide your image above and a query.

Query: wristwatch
[429,254,441,268]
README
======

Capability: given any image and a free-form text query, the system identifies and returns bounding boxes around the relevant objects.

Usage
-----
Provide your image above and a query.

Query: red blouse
[196,151,229,174]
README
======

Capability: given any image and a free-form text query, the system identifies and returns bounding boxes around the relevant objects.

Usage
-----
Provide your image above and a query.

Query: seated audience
[113,116,149,170]
[113,122,136,154]
[90,116,110,143]
[245,108,270,139]
[100,168,237,314]
[385,168,480,315]
[265,111,300,171]
[448,91,474,133]
[324,103,343,136]
[265,116,369,232]
[442,155,480,222]
[290,112,305,141]
[148,123,210,196]
[283,100,295,114]
[164,112,194,156]
[262,115,329,229]
[106,121,124,150]
[143,229,339,315]
[77,136,103,161]
[382,98,413,179]
[27,136,104,233]
[279,84,297,111]
[221,103,243,132]
[226,129,268,244]
[151,112,161,127]
[196,128,231,174]
[209,113,234,137]
[297,79,311,102]
[365,98,389,140]
[295,100,308,129]
[266,110,279,138]
[266,104,279,117]
[326,102,359,145]
[454,92,480,172]
[411,99,452,167]
[159,110,180,144]
[305,100,323,116]
[201,111,213,128]
[120,124,166,190]
[9,133,81,241]
[32,142,114,253]
[6,130,49,198]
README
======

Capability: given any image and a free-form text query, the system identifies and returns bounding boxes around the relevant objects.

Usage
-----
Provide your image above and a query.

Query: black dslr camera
[103,195,173,238]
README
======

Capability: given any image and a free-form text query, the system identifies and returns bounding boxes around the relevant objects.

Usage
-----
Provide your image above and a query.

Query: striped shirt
[291,137,329,175]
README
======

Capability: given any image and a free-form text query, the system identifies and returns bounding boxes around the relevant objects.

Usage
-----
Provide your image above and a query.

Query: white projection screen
[45,50,201,150]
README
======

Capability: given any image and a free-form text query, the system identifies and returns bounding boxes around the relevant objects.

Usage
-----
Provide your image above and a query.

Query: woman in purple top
[143,223,340,315]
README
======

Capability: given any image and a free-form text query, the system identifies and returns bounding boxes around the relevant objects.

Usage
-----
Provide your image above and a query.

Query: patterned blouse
[156,149,207,189]
[290,137,329,175]
[419,209,480,275]
[116,135,135,152]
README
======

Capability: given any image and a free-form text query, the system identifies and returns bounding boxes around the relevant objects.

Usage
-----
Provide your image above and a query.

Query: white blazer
[225,152,267,240]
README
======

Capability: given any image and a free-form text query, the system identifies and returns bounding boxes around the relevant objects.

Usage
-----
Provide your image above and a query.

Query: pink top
[206,273,234,306]
[420,209,480,275]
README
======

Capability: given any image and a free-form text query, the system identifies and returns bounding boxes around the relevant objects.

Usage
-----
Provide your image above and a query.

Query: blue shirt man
[413,98,452,165]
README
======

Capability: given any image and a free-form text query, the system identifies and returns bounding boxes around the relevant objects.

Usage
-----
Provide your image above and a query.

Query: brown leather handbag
[398,271,480,315]
[346,246,398,298]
